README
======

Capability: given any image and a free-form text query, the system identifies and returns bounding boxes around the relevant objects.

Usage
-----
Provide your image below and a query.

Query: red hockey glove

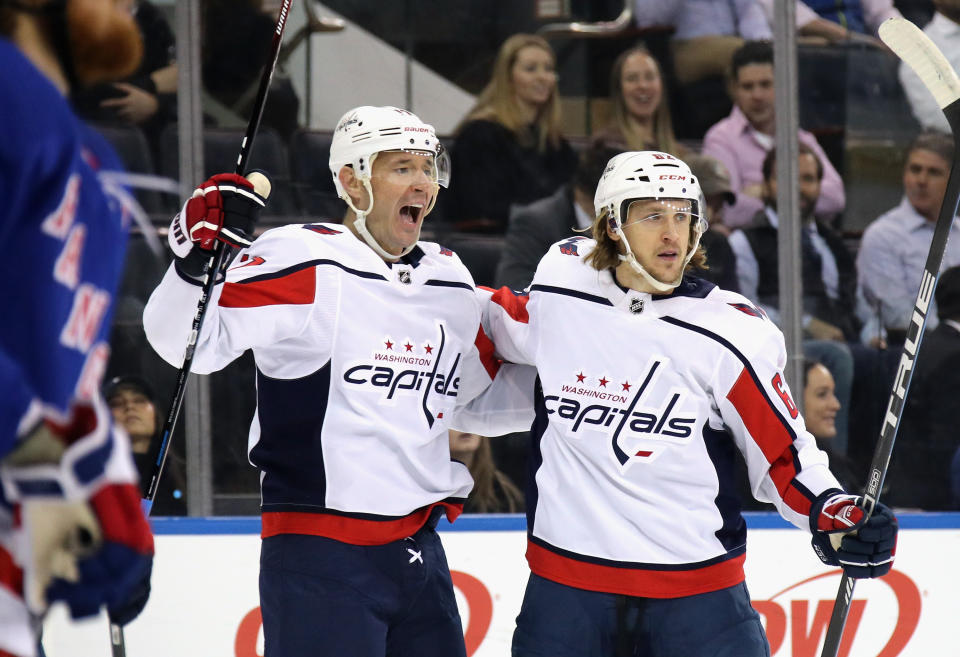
[809,491,898,579]
[43,483,154,625]
[168,172,268,258]
[2,401,154,621]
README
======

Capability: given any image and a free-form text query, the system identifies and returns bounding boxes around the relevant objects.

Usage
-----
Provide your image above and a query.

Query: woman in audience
[449,430,524,513]
[803,360,861,494]
[447,33,577,233]
[105,374,188,515]
[593,45,685,156]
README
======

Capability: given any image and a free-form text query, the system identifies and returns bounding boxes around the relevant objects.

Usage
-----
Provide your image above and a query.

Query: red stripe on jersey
[0,544,23,596]
[490,286,529,323]
[89,484,155,554]
[475,325,500,380]
[726,368,811,516]
[527,541,745,598]
[219,267,316,308]
[261,501,463,545]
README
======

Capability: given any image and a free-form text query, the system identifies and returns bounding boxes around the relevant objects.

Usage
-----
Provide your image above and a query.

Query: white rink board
[41,514,958,657]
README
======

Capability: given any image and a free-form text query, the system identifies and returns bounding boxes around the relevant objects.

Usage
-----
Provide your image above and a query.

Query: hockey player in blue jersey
[0,1,154,655]
[484,151,899,657]
[143,105,532,657]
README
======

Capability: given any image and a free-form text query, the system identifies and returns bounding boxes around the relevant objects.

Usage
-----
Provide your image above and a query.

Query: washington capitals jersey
[484,237,842,599]
[144,224,516,544]
[0,38,132,459]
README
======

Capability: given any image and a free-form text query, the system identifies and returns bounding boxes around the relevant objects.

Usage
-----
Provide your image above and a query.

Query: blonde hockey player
[484,151,899,657]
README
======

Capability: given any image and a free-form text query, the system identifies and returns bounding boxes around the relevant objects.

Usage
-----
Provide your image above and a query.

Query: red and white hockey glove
[1,401,154,623]
[168,172,268,259]
[809,491,898,579]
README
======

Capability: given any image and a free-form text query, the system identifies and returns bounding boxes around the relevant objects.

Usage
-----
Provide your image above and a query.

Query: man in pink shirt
[703,40,845,231]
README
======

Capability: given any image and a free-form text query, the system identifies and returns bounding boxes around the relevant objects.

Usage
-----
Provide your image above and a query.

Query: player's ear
[339,166,358,194]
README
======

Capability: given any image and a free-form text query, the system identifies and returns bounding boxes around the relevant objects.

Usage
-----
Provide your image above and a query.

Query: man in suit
[893,265,960,510]
[728,143,862,455]
[495,142,623,291]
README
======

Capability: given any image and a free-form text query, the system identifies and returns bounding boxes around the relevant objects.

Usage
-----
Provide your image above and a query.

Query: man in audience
[892,265,960,510]
[703,40,845,230]
[756,0,900,44]
[728,144,860,453]
[495,141,622,291]
[857,131,960,345]
[900,0,960,133]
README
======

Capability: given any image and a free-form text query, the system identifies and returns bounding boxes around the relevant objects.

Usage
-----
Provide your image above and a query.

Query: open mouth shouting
[400,203,425,226]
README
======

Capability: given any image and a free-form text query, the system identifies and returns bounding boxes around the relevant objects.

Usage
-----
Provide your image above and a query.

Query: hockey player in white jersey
[143,105,531,657]
[484,151,899,657]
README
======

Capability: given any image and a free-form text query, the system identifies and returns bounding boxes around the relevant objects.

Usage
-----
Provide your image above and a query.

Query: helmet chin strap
[615,227,682,293]
[343,177,420,262]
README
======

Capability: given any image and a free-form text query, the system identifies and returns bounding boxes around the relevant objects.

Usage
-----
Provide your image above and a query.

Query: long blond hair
[461,33,564,152]
[606,45,680,155]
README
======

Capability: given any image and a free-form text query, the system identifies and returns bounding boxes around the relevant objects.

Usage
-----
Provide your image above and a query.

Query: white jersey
[144,222,522,544]
[484,237,841,598]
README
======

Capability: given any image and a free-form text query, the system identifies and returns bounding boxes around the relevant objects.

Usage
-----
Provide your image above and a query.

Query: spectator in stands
[857,131,960,345]
[728,145,860,452]
[703,40,845,230]
[447,33,577,233]
[448,430,524,513]
[729,145,860,341]
[592,45,684,156]
[890,265,960,510]
[900,2,960,135]
[756,0,900,44]
[105,374,187,516]
[201,0,300,141]
[803,360,862,493]
[685,152,741,291]
[633,0,771,87]
[73,0,177,156]
[495,141,623,291]
[633,0,771,137]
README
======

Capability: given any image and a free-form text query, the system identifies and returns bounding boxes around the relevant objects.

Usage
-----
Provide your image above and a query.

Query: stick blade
[880,17,960,109]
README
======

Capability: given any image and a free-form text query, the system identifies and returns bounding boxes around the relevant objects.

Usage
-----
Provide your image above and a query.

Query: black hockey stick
[141,0,290,512]
[819,16,960,657]
[108,3,292,656]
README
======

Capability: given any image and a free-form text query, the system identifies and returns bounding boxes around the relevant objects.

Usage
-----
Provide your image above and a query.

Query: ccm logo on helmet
[659,174,688,181]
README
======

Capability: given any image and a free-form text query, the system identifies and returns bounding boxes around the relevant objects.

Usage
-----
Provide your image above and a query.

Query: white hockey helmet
[594,150,707,292]
[329,106,450,260]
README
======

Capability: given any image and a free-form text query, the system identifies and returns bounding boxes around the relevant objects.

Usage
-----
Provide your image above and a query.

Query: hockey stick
[818,16,960,657]
[107,3,292,656]
[144,0,291,512]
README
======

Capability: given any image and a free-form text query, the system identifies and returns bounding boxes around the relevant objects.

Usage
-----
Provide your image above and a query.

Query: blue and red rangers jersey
[144,222,531,544]
[483,238,842,599]
[0,37,133,460]
[0,37,147,657]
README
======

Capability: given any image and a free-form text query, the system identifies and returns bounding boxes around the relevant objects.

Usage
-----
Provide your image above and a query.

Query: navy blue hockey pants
[512,573,769,657]
[259,517,466,657]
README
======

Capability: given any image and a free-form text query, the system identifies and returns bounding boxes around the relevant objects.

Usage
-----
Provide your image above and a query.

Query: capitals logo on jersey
[558,236,587,256]
[341,321,460,427]
[544,356,697,468]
